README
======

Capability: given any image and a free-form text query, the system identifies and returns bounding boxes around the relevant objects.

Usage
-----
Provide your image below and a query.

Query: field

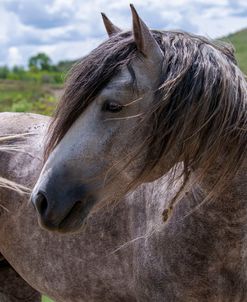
[0,80,63,116]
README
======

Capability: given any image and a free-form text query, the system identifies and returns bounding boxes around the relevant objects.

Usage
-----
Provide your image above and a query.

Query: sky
[0,0,247,67]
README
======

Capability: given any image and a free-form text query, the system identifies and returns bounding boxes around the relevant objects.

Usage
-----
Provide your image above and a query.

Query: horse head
[31,6,167,232]
[31,5,247,233]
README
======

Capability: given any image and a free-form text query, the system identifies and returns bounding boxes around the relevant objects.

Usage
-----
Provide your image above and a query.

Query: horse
[0,5,246,301]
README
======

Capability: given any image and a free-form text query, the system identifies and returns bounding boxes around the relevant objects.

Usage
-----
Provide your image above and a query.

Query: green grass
[42,296,53,302]
[222,28,247,75]
[0,80,62,115]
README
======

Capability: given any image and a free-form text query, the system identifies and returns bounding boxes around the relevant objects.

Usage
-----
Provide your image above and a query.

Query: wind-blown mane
[0,135,30,194]
[45,30,247,201]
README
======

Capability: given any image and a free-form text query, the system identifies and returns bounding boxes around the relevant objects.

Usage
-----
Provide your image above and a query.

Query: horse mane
[0,135,31,194]
[140,31,247,205]
[45,30,247,200]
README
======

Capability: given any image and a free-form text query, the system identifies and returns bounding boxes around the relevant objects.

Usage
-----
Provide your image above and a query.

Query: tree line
[0,53,75,84]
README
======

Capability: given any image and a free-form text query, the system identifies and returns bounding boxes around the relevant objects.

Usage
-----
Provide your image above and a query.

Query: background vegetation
[224,29,247,75]
[0,52,75,115]
[0,29,246,302]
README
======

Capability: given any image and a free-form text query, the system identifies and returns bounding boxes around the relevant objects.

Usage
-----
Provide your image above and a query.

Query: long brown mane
[45,30,247,200]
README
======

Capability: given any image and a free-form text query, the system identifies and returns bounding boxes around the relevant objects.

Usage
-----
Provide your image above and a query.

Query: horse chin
[57,218,88,234]
[38,217,87,234]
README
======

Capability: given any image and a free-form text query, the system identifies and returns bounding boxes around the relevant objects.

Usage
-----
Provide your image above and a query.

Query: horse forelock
[44,31,137,160]
[44,30,247,201]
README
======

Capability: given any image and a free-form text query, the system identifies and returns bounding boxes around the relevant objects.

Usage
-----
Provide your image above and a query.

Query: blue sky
[0,0,246,67]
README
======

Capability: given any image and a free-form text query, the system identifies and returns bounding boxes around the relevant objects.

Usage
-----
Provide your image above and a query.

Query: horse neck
[187,156,247,240]
[193,154,247,203]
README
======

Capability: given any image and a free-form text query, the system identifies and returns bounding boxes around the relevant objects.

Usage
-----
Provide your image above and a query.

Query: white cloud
[34,38,103,62]
[7,47,22,66]
[45,0,77,14]
[0,0,246,67]
[194,14,247,38]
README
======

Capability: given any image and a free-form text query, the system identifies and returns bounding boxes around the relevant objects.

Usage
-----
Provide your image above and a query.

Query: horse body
[0,112,247,302]
[0,113,138,301]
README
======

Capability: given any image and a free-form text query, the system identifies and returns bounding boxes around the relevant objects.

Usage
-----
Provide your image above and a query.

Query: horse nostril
[34,192,48,216]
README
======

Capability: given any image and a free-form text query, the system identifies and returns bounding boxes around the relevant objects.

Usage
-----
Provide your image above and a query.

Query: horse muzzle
[31,167,96,233]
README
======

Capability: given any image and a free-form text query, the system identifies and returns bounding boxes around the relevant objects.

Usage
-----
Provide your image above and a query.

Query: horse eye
[102,101,123,113]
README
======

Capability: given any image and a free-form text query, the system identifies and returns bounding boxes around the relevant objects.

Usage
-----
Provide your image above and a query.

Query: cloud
[3,0,73,29]
[7,47,22,66]
[0,0,246,67]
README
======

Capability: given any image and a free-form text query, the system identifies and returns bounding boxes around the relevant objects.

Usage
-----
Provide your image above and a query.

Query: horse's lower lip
[36,197,94,233]
[56,197,96,233]
[57,201,86,233]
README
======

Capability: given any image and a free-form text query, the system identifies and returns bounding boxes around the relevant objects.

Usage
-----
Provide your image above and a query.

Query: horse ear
[101,13,122,37]
[130,4,163,63]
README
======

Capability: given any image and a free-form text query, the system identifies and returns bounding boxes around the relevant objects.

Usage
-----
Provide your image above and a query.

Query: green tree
[56,60,76,72]
[12,65,25,74]
[28,53,52,71]
[12,65,25,79]
[0,66,9,79]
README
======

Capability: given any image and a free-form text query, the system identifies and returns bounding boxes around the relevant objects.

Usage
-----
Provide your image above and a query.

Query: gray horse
[0,5,247,302]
